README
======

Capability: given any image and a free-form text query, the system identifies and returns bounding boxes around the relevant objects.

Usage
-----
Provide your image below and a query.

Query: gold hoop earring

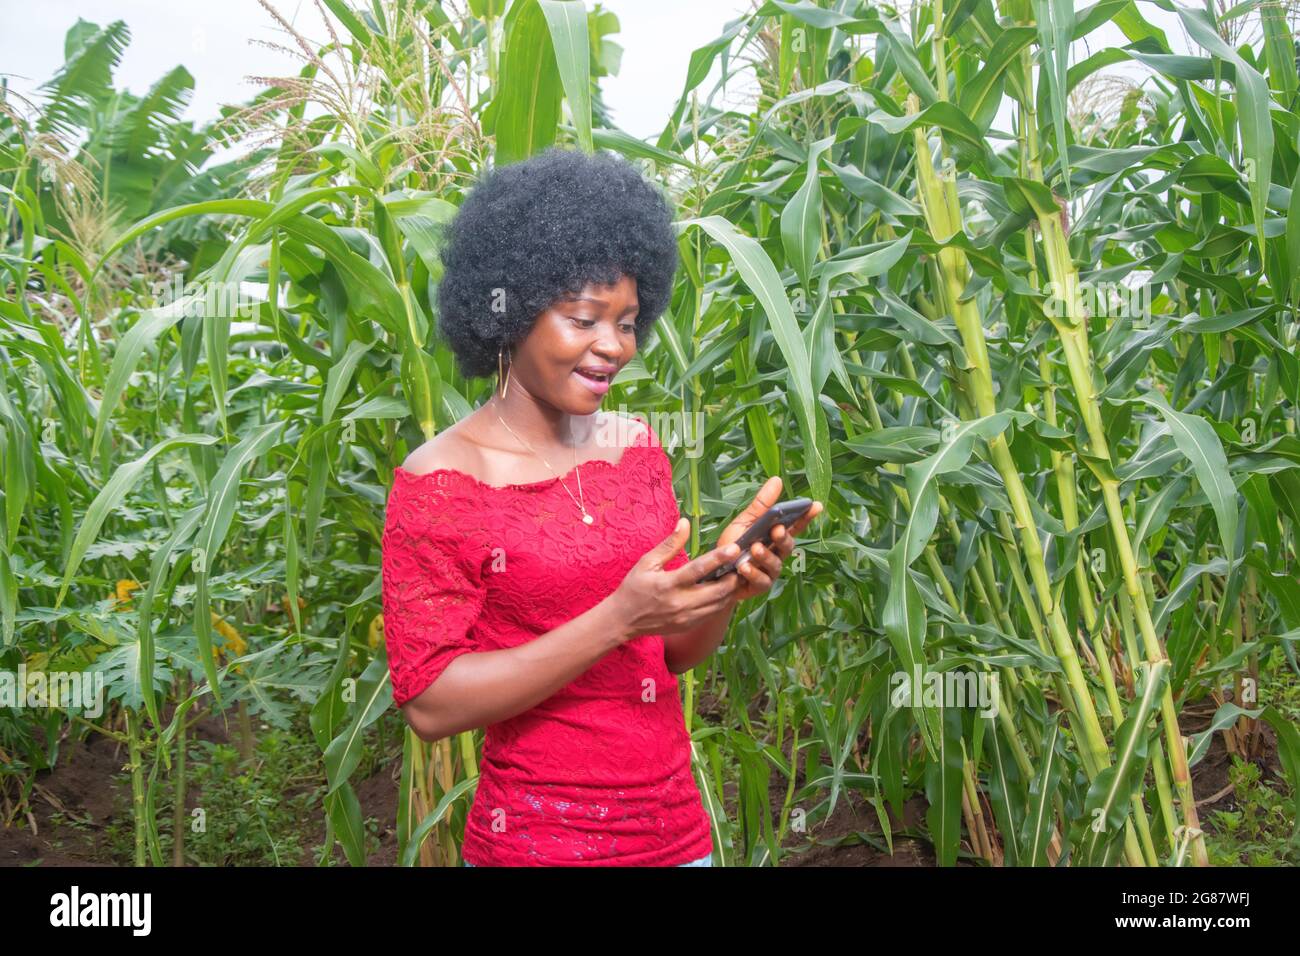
[498,346,511,400]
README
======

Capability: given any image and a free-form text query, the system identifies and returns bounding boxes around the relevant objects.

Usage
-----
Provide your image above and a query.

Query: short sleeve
[380,475,486,707]
[635,418,690,573]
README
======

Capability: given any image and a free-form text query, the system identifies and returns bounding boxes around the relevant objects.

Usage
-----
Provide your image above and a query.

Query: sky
[1,0,1205,153]
[0,0,752,142]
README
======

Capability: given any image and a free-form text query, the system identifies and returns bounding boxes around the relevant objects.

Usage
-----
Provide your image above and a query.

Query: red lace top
[380,416,714,866]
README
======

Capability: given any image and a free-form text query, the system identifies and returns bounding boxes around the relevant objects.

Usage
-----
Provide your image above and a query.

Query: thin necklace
[493,400,594,526]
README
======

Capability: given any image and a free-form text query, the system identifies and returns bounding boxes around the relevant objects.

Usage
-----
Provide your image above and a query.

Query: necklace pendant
[582,513,594,525]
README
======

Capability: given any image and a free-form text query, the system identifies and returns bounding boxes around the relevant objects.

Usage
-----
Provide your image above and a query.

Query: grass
[1205,758,1300,866]
[95,712,390,867]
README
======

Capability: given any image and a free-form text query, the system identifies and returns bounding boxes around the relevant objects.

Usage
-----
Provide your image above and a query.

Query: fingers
[680,569,743,609]
[736,475,783,525]
[789,501,823,536]
[732,540,779,592]
[672,539,741,586]
[767,525,793,559]
[763,501,824,558]
[666,499,823,599]
[735,504,822,587]
[647,518,692,569]
[748,539,784,576]
[735,554,774,592]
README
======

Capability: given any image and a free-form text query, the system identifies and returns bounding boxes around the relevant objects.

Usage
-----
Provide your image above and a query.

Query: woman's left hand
[715,477,824,602]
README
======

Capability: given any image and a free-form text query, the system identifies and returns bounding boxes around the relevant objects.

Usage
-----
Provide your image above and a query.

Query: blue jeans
[464,851,713,867]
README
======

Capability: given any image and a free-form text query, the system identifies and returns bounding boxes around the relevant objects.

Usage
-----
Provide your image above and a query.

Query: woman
[380,148,823,867]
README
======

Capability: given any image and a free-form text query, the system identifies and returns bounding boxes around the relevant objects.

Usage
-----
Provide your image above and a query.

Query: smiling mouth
[574,368,614,383]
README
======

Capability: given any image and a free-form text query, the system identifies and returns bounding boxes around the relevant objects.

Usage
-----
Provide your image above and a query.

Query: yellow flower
[211,611,247,671]
[112,580,141,608]
[369,614,385,650]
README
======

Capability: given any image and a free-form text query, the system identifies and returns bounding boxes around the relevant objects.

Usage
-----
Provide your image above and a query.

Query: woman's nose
[591,329,623,361]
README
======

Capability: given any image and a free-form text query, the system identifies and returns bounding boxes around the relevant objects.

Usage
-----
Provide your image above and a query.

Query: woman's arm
[661,593,741,675]
[660,497,824,675]
[401,596,632,742]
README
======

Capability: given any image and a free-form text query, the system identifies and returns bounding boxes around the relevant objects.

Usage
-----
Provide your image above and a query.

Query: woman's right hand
[609,518,744,641]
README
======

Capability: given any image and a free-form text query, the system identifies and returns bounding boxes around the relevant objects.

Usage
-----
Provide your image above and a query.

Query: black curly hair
[434,147,679,380]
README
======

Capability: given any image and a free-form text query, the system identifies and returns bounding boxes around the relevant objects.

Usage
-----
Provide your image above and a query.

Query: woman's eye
[569,317,635,333]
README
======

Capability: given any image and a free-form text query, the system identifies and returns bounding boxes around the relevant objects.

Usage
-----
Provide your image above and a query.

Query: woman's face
[511,273,639,414]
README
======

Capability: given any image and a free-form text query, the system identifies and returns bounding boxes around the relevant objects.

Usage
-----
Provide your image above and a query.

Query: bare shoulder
[399,417,484,476]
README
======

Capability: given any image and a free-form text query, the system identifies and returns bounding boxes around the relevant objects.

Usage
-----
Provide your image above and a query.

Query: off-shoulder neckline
[393,440,658,493]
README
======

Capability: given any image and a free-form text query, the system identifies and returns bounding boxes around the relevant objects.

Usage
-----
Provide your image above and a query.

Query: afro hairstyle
[434,147,679,380]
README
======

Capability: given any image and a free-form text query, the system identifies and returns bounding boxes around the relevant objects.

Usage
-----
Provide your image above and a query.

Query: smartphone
[696,497,814,583]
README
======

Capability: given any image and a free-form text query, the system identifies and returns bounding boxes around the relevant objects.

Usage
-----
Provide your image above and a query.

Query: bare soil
[1,692,1286,867]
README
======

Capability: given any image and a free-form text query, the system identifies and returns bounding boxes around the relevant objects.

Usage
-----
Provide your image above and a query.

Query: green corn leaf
[539,0,592,154]
[1137,392,1239,562]
[57,433,219,610]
